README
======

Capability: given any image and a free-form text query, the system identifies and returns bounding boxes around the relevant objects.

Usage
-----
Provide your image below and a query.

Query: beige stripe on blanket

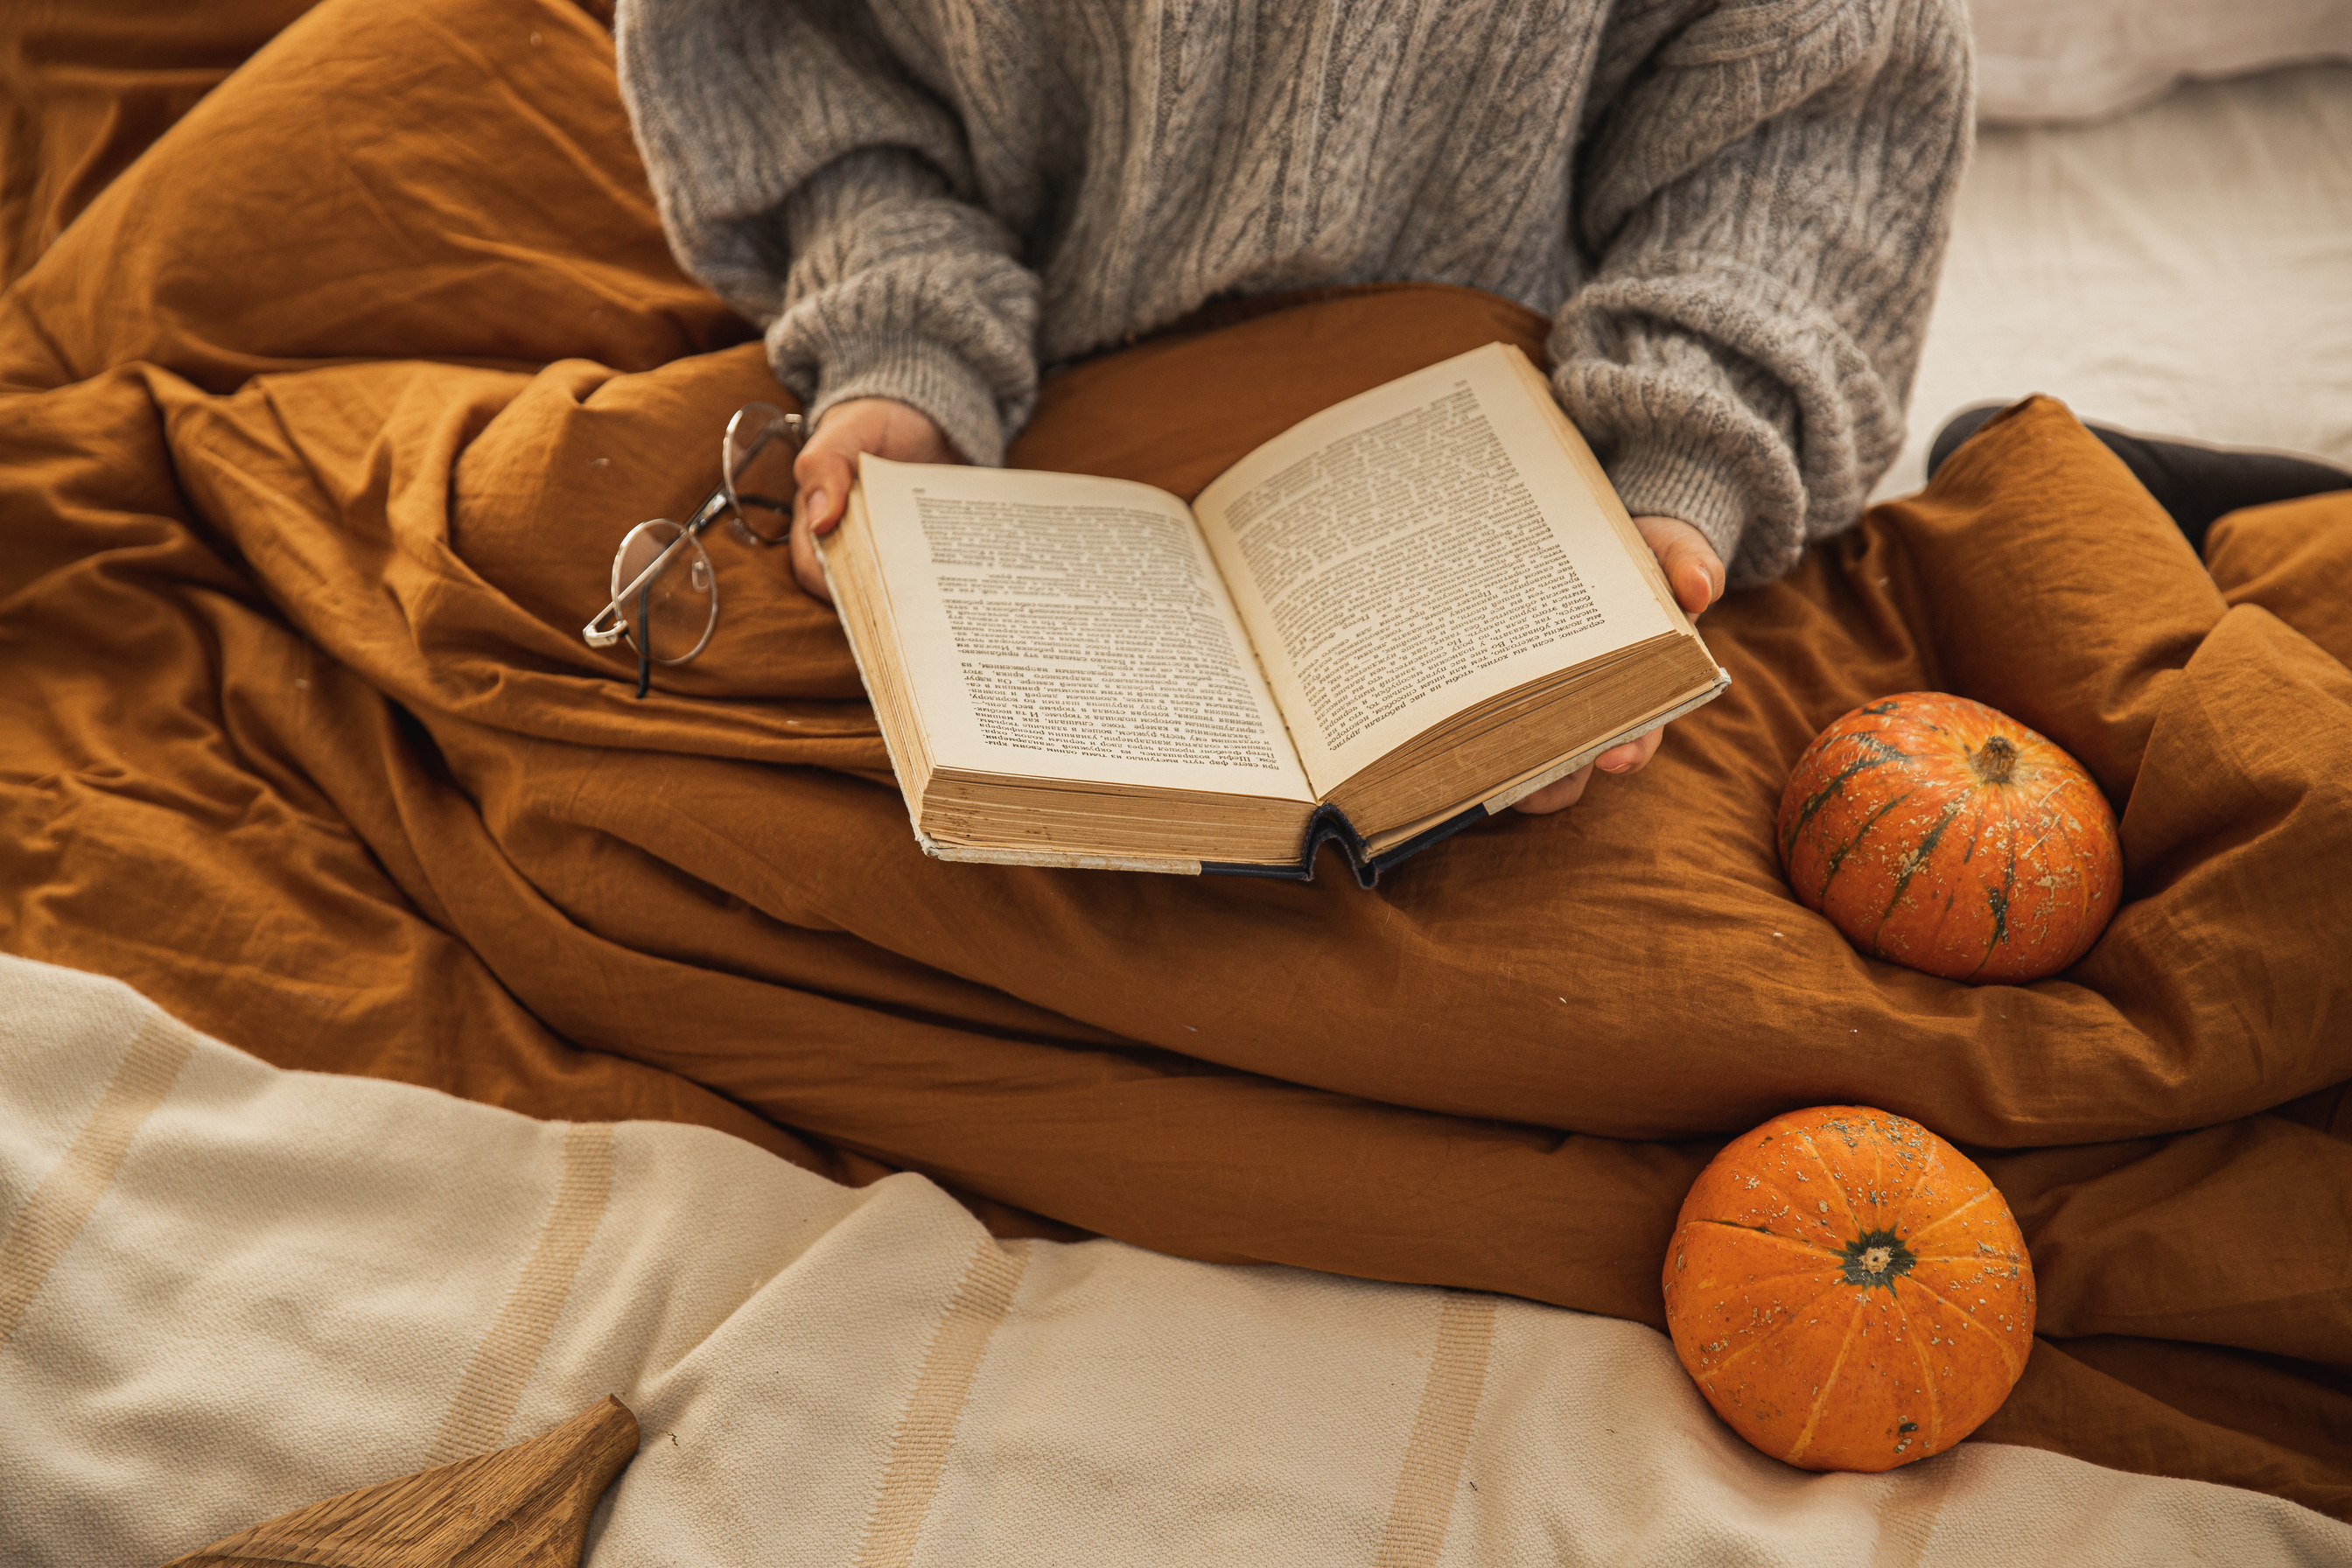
[426,1121,616,1465]
[858,1237,1031,1568]
[1,952,2346,1568]
[0,1012,189,1347]
[1377,1291,1495,1568]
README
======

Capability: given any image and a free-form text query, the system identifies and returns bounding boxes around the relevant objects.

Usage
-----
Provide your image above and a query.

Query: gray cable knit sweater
[616,0,1970,586]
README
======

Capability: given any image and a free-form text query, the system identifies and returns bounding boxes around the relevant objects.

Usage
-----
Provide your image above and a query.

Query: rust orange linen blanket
[4,0,2348,1522]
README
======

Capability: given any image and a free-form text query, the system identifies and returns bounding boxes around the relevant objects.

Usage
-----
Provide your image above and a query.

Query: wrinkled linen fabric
[6,953,2351,1568]
[0,0,323,289]
[1,0,2348,1519]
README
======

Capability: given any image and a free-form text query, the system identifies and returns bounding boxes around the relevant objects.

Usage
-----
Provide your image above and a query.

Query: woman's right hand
[1511,513,1722,815]
[789,396,962,602]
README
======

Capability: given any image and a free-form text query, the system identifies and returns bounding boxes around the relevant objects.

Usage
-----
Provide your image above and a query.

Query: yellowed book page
[854,455,1314,802]
[1193,342,1681,797]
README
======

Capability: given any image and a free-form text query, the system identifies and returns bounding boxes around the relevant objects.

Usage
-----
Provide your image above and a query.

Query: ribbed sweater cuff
[780,328,1011,468]
[1604,437,1753,567]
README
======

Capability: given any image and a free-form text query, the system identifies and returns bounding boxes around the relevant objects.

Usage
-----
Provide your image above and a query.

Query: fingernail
[807,488,830,521]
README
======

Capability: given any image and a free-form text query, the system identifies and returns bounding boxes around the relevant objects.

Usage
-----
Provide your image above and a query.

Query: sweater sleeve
[1551,0,1972,587]
[614,0,1040,466]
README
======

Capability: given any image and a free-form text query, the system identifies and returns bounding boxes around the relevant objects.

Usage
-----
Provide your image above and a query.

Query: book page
[853,456,1313,801]
[1193,343,1680,795]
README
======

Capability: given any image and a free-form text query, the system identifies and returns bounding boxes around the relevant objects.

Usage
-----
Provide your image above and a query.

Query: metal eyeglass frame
[581,402,806,696]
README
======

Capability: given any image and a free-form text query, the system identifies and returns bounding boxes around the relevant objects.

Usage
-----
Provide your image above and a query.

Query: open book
[819,342,1729,885]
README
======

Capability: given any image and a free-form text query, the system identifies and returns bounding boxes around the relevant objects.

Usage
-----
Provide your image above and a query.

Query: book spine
[1201,801,1486,889]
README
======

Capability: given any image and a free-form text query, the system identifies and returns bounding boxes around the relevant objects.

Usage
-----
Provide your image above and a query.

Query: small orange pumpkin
[1663,1106,2035,1472]
[1777,693,2121,984]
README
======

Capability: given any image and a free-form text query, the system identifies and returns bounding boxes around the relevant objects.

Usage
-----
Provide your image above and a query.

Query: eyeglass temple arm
[725,409,803,544]
[580,485,732,649]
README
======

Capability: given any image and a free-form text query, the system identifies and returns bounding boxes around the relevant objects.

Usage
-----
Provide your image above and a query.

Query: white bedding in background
[1968,0,2352,123]
[5,954,2348,1568]
[1879,63,2352,504]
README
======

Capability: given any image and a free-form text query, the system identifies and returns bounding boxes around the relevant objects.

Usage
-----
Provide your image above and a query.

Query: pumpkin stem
[1971,735,2019,785]
[1840,1230,1917,1289]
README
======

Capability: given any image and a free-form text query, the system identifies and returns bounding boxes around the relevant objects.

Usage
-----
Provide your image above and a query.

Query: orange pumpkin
[1777,692,2121,984]
[1662,1106,2035,1472]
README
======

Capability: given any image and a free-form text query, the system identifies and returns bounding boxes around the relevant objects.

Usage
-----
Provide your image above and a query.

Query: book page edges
[817,486,934,834]
[912,828,1206,876]
[1454,667,1731,820]
[898,668,1729,878]
[1355,666,1728,853]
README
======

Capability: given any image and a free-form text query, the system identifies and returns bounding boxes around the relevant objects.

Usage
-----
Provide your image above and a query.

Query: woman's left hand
[788,396,963,602]
[1511,514,1724,815]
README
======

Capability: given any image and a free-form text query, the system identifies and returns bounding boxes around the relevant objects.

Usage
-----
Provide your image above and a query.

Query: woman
[617,0,1971,810]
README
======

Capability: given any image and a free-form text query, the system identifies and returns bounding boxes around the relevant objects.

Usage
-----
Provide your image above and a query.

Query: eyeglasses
[581,402,807,696]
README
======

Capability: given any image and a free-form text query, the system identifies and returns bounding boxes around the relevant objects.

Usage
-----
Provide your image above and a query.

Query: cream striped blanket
[2,953,2344,1566]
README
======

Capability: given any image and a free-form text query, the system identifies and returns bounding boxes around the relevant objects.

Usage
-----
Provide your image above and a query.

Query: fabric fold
[3,0,2348,1518]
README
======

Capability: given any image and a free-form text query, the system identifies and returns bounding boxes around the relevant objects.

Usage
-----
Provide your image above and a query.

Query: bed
[1882,57,2352,499]
[3,0,2348,1558]
[8,952,2348,1565]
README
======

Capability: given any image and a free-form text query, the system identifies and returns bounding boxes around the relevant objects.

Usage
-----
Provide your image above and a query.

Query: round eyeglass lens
[723,402,802,546]
[612,520,718,665]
